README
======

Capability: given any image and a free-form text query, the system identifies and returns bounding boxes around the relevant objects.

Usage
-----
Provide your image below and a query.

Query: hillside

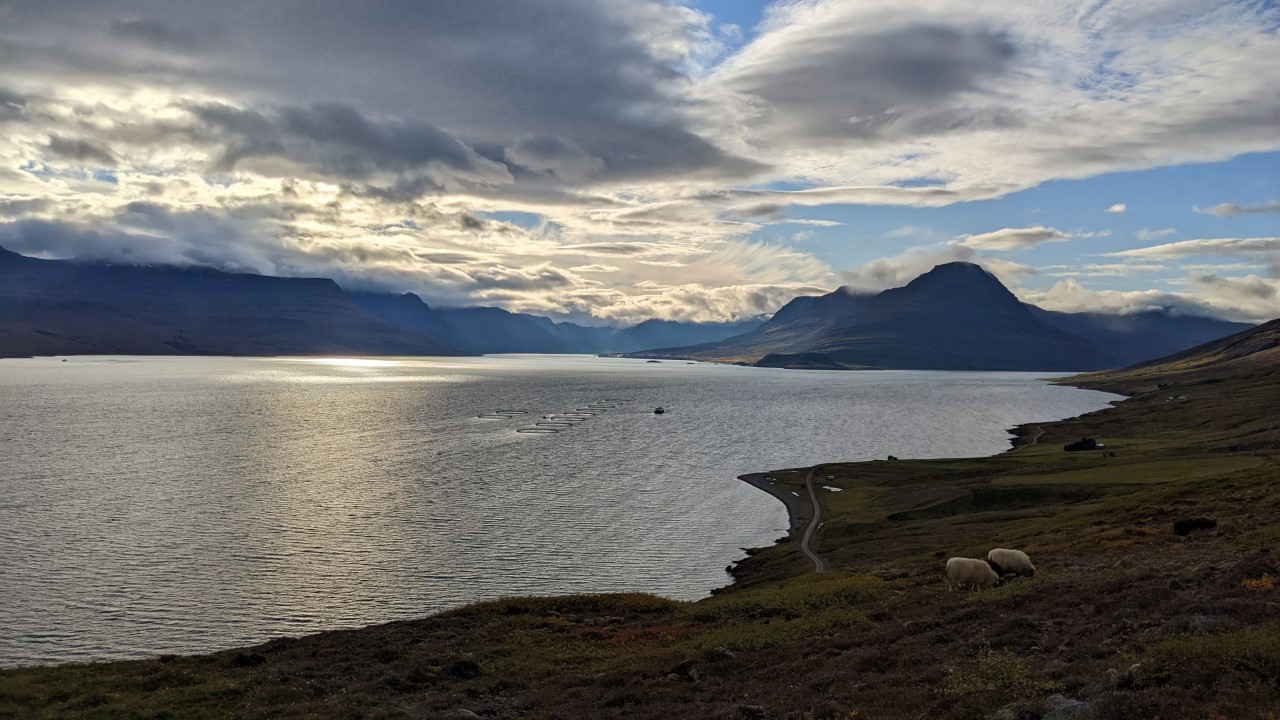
[0,247,462,358]
[5,319,1278,719]
[651,263,1250,372]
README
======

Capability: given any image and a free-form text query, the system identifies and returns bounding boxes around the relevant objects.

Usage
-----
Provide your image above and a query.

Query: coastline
[735,412,1073,548]
[737,471,810,535]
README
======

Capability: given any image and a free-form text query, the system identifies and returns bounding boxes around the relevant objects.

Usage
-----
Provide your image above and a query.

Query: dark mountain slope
[806,263,1120,370]
[656,263,1120,371]
[0,247,462,358]
[349,290,761,355]
[653,263,1253,372]
[1027,305,1253,366]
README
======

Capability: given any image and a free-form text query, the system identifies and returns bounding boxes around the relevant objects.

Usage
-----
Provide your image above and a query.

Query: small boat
[654,407,665,415]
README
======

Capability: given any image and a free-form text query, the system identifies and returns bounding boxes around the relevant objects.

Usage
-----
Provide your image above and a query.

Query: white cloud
[1108,237,1280,258]
[1023,273,1280,323]
[1106,203,1127,214]
[837,244,1033,293]
[1135,227,1177,241]
[1194,201,1280,217]
[957,226,1071,251]
[1040,263,1169,277]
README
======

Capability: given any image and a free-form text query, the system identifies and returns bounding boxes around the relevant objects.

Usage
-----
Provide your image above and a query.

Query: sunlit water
[0,355,1119,666]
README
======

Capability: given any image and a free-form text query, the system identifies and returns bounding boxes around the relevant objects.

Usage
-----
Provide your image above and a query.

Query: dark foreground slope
[657,263,1250,371]
[3,325,1279,719]
[0,247,461,358]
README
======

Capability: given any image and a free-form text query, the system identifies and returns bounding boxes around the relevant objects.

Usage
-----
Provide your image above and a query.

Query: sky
[0,0,1277,324]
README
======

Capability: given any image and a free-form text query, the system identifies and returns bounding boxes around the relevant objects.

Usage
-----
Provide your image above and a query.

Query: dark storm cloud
[188,102,507,183]
[108,18,205,51]
[46,135,118,165]
[0,197,53,217]
[0,88,31,121]
[0,1,760,185]
[723,22,1021,143]
[469,264,577,292]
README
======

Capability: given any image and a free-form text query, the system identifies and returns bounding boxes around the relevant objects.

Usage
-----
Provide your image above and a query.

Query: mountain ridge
[644,262,1253,371]
[0,247,762,358]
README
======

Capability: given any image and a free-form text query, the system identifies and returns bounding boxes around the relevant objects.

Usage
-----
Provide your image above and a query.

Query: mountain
[0,246,463,358]
[650,263,1251,371]
[1027,306,1253,366]
[348,291,761,355]
[346,292,569,354]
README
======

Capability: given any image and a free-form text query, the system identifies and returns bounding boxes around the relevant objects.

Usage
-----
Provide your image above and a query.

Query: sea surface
[0,355,1119,666]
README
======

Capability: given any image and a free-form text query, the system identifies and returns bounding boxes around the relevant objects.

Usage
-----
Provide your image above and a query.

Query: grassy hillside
[3,326,1279,719]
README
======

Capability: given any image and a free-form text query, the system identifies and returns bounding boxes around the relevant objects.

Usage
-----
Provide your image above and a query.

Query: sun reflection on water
[299,358,401,368]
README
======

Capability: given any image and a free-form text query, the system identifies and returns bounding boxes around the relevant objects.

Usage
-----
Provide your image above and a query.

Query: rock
[230,652,266,668]
[437,711,481,720]
[668,659,700,681]
[705,646,736,662]
[1042,693,1096,719]
[1173,517,1217,536]
[447,659,481,679]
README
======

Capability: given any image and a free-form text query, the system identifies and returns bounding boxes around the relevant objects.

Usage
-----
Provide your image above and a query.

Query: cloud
[190,101,513,186]
[561,282,828,325]
[108,18,205,51]
[1023,273,1280,323]
[1194,201,1280,217]
[1040,262,1169,277]
[45,135,119,165]
[1135,227,1177,241]
[837,244,1033,293]
[1023,277,1217,316]
[958,226,1071,251]
[1106,203,1127,214]
[503,136,605,184]
[1,1,1279,325]
[718,18,1020,144]
[1108,237,1280,258]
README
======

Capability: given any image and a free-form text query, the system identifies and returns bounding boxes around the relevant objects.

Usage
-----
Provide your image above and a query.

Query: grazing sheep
[946,557,1001,590]
[987,548,1036,577]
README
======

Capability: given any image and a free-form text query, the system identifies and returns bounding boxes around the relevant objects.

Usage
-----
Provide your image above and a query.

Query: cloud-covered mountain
[0,247,762,358]
[647,263,1253,371]
[0,245,463,358]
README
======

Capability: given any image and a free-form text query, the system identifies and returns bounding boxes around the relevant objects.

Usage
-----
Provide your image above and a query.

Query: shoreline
[737,471,811,535]
[734,415,1063,549]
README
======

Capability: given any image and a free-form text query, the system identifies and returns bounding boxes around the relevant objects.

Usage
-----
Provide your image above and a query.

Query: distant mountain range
[0,248,1255,367]
[345,291,762,355]
[0,246,760,358]
[642,262,1254,371]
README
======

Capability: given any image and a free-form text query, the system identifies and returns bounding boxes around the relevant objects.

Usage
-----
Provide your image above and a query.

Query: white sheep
[987,548,1036,577]
[946,557,1001,590]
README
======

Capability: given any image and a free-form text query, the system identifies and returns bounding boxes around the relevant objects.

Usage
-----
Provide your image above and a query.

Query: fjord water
[0,355,1118,666]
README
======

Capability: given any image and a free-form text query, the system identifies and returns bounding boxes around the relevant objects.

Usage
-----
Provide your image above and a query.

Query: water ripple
[0,355,1118,666]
